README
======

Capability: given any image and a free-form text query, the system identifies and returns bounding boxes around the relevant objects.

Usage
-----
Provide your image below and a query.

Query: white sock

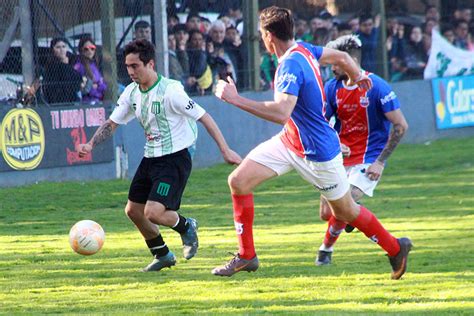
[319,244,333,252]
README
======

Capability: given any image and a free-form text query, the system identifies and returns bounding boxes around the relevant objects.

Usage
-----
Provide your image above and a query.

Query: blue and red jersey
[275,42,341,162]
[324,73,400,166]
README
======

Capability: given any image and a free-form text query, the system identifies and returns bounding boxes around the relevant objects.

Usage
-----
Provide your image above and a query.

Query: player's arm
[215,76,297,124]
[376,109,408,164]
[319,47,372,90]
[366,109,408,180]
[198,113,242,165]
[77,119,119,158]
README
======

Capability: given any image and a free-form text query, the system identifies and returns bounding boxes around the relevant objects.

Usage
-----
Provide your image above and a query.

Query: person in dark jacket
[403,26,428,80]
[43,37,82,105]
[187,30,212,95]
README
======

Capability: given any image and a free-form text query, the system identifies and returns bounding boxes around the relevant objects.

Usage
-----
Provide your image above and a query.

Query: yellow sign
[1,108,45,170]
[436,101,446,122]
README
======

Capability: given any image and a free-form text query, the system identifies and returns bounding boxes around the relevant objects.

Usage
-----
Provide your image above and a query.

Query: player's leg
[212,158,277,277]
[212,137,292,277]
[318,164,379,264]
[343,164,377,233]
[316,186,365,265]
[327,191,412,279]
[145,149,198,260]
[125,158,175,272]
[343,186,364,232]
[125,200,176,272]
[293,154,411,278]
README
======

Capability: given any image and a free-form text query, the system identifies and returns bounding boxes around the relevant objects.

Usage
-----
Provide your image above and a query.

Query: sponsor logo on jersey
[276,72,297,86]
[185,100,195,110]
[380,91,397,105]
[1,108,45,170]
[146,133,161,142]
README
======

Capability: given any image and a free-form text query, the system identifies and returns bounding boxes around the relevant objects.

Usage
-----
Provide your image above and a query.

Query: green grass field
[1,137,473,314]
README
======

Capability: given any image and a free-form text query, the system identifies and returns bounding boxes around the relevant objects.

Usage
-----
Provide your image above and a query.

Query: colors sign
[432,75,474,129]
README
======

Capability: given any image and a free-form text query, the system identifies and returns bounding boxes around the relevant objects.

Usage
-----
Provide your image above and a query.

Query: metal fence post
[373,0,388,80]
[20,0,35,86]
[100,0,118,102]
[153,0,168,77]
[243,0,260,91]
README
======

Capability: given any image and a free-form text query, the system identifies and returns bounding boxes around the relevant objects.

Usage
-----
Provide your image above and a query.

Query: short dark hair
[359,14,373,24]
[319,10,333,20]
[441,24,454,33]
[454,19,469,29]
[425,5,437,14]
[172,23,188,34]
[189,29,204,39]
[337,22,352,32]
[168,13,179,22]
[124,39,155,65]
[50,37,68,49]
[186,12,201,22]
[134,20,150,31]
[259,6,294,41]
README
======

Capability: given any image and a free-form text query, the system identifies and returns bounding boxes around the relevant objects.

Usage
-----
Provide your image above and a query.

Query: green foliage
[1,138,473,314]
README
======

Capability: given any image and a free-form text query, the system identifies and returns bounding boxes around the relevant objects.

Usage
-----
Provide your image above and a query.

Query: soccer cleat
[345,224,355,233]
[142,251,176,272]
[315,250,332,266]
[180,218,199,260]
[388,237,413,280]
[212,253,259,277]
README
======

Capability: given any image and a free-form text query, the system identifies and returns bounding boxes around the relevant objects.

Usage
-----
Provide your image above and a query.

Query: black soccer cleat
[388,237,413,280]
[315,250,332,266]
[345,224,355,233]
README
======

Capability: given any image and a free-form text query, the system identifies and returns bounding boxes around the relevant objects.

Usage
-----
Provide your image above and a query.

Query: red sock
[232,193,256,259]
[323,216,346,249]
[349,205,400,257]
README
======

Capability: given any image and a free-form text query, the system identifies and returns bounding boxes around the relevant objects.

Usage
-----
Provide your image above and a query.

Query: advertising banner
[432,75,474,129]
[0,104,114,171]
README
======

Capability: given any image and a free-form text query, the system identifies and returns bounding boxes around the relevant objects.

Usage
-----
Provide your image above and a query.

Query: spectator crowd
[288,5,474,83]
[31,3,474,105]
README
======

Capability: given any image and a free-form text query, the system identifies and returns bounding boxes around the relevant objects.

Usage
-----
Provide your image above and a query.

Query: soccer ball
[69,220,105,255]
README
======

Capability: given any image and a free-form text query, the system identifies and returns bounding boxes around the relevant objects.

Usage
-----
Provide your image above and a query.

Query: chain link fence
[1,0,472,108]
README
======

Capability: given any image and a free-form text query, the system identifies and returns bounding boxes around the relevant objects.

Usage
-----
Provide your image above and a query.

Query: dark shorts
[128,148,192,210]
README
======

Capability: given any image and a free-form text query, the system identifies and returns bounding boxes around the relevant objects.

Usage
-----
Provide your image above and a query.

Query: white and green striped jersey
[110,75,206,157]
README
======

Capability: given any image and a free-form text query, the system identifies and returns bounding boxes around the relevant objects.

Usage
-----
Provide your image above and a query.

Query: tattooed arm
[366,109,408,181]
[77,119,119,158]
